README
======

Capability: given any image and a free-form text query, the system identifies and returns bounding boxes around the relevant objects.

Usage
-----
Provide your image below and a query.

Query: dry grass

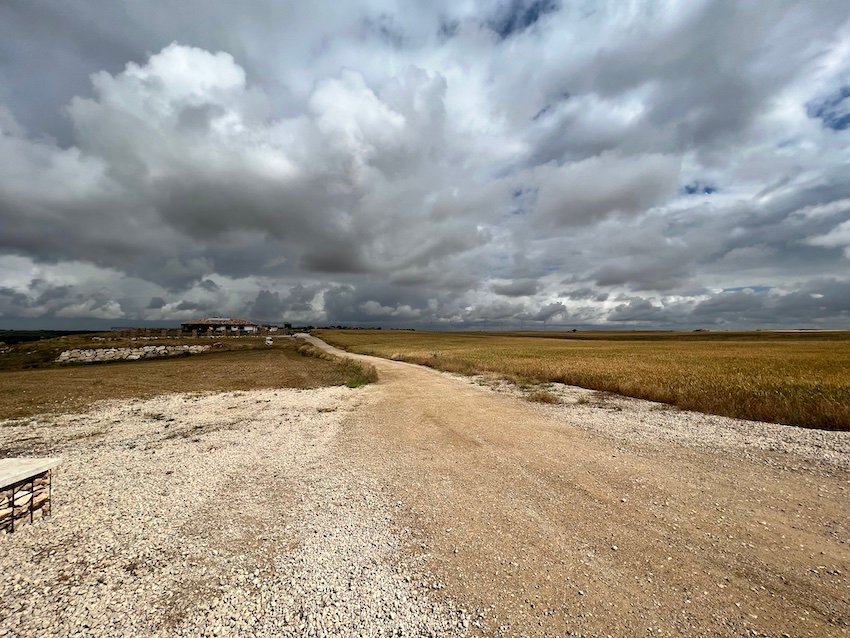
[316,329,850,430]
[526,389,561,404]
[0,337,376,421]
[294,340,379,387]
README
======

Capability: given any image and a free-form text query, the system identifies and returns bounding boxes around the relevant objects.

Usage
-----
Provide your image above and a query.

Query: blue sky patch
[683,181,717,195]
[721,285,771,294]
[489,0,559,39]
[510,186,537,215]
[806,85,850,131]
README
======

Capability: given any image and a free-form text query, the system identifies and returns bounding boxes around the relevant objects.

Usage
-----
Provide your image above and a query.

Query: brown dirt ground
[0,343,357,421]
[307,335,850,638]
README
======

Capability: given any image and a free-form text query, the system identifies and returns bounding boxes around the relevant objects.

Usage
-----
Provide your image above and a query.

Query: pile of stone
[56,344,211,364]
[1,459,59,534]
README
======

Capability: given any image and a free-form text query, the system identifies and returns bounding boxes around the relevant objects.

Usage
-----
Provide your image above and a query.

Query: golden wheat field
[316,329,850,430]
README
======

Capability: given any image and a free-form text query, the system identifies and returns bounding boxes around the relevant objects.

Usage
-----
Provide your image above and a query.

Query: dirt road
[304,335,850,637]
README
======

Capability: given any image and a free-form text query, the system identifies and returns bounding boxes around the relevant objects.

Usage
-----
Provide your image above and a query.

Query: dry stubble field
[316,329,850,430]
[0,335,376,421]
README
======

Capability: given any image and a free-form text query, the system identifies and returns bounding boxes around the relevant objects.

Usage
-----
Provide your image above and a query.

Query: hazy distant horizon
[2,318,848,334]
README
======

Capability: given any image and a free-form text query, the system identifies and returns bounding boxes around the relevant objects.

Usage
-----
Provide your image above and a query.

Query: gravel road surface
[304,335,849,638]
[0,388,468,637]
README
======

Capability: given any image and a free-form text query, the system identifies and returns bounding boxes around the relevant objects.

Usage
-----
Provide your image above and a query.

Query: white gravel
[461,375,850,471]
[0,388,468,637]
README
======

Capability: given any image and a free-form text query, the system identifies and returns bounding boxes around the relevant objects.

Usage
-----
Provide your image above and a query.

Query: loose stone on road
[305,334,850,638]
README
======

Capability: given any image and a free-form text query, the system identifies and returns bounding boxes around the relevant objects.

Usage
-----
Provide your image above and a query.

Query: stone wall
[56,344,210,364]
[1,470,51,534]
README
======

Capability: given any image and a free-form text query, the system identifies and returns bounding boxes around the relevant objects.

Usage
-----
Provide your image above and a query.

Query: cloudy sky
[2,0,850,330]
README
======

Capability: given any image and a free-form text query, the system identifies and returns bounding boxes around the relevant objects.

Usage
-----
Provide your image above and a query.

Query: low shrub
[527,390,561,404]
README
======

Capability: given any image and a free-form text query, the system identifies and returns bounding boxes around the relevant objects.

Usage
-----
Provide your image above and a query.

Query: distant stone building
[180,317,259,334]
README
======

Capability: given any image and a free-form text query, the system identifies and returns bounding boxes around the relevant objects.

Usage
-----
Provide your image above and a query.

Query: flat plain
[0,335,374,421]
[316,329,850,430]
[1,332,848,637]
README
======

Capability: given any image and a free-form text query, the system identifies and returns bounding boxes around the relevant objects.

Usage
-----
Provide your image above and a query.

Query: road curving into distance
[301,333,850,638]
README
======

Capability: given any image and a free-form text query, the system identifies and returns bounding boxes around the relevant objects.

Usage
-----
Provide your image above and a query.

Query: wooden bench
[0,458,60,534]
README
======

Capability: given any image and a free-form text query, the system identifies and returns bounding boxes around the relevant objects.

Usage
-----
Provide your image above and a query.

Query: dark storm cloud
[322,282,439,324]
[607,298,675,324]
[1,1,850,328]
[529,301,566,322]
[175,300,204,311]
[569,2,842,148]
[0,280,118,319]
[561,288,607,302]
[531,153,680,227]
[34,284,73,305]
[492,279,540,297]
[0,287,30,313]
[0,2,147,143]
[604,279,850,328]
[690,280,850,326]
[249,290,285,321]
[249,284,321,322]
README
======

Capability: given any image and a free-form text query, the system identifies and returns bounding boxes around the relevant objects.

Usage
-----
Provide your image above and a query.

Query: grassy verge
[0,337,376,421]
[293,340,379,388]
[316,329,850,430]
